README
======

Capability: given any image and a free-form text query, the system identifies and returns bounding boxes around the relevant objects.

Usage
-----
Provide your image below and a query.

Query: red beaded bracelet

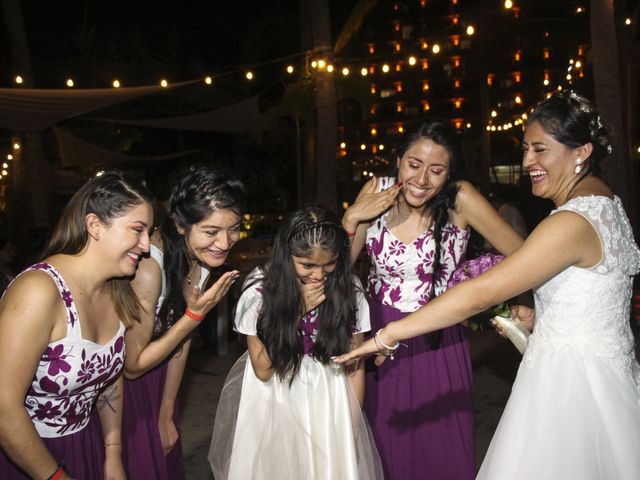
[185,308,205,321]
[48,464,65,480]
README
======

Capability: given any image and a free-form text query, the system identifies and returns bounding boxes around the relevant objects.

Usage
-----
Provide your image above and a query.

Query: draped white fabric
[209,353,383,480]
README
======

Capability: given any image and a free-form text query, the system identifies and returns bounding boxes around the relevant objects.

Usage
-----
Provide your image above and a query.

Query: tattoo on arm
[97,384,120,414]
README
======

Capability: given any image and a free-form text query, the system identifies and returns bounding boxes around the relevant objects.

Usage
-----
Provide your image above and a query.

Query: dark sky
[1,0,358,88]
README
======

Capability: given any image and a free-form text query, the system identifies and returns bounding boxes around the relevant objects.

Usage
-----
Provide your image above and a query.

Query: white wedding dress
[477,196,640,479]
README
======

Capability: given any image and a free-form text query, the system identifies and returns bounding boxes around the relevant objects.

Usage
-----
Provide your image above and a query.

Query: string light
[246,71,254,80]
[432,44,441,54]
[286,66,294,74]
[341,67,349,76]
[360,67,368,76]
[408,56,417,66]
[160,79,168,87]
[382,64,390,73]
[504,0,513,9]
[326,64,334,73]
[15,75,23,84]
[205,76,213,84]
[66,79,74,87]
[466,25,475,35]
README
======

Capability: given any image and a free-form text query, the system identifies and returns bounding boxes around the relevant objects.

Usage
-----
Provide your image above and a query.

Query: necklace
[186,261,198,285]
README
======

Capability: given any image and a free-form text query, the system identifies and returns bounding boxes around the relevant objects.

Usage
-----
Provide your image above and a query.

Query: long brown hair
[41,172,154,328]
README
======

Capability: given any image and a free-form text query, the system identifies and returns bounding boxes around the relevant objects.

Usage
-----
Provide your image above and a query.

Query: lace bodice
[365,176,469,312]
[524,196,640,378]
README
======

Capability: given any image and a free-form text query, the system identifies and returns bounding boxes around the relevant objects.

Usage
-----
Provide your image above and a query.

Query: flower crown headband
[566,90,613,154]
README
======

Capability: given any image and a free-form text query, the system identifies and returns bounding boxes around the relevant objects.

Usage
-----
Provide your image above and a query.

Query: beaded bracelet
[374,329,401,360]
[185,308,205,321]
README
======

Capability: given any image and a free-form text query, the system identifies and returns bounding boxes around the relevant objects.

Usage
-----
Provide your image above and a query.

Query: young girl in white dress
[209,206,383,480]
[336,91,640,479]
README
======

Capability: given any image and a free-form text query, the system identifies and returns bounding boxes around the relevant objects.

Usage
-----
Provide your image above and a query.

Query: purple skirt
[122,362,185,480]
[364,300,475,480]
[0,411,105,479]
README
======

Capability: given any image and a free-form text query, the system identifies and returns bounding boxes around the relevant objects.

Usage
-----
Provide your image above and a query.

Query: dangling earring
[575,159,582,174]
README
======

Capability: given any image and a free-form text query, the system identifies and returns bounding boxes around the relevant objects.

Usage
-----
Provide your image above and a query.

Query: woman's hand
[158,413,179,456]
[343,177,401,231]
[301,280,326,314]
[492,305,535,336]
[333,337,381,365]
[186,270,239,317]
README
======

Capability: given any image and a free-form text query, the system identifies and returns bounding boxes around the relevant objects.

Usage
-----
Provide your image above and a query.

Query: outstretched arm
[335,210,600,362]
[125,256,239,378]
[454,180,524,255]
[344,333,365,406]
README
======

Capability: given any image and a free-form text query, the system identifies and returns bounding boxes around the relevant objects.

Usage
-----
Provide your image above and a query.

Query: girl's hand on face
[346,177,402,224]
[300,280,326,314]
[186,270,240,317]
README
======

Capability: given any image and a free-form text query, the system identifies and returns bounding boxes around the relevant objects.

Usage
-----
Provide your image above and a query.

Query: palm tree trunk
[303,0,338,212]
[590,0,635,229]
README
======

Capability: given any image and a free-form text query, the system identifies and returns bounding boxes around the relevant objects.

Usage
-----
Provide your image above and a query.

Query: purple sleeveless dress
[0,263,126,479]
[121,245,205,479]
[364,177,475,480]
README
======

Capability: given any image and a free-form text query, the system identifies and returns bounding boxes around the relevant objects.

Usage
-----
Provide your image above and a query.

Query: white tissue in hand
[493,314,530,354]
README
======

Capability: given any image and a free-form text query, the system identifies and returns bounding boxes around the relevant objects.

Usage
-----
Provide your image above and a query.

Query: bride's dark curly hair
[528,90,612,178]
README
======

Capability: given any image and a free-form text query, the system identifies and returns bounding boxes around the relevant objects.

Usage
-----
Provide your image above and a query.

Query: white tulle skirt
[209,352,383,480]
[477,345,640,479]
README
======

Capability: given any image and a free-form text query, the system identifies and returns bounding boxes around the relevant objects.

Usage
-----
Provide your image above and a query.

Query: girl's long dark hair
[41,171,154,328]
[156,166,245,336]
[395,118,465,349]
[256,206,356,382]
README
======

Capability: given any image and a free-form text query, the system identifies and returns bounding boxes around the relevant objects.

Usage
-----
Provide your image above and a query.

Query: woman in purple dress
[122,166,245,479]
[342,118,523,479]
[0,172,154,479]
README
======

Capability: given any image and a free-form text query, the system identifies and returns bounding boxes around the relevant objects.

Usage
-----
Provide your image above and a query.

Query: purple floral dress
[364,176,475,480]
[0,262,125,479]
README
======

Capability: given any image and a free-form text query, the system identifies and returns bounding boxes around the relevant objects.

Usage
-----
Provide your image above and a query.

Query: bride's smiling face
[396,138,450,209]
[522,121,583,205]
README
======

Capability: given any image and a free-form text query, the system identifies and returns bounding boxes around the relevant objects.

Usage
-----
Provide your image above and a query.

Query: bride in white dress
[335,90,640,479]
